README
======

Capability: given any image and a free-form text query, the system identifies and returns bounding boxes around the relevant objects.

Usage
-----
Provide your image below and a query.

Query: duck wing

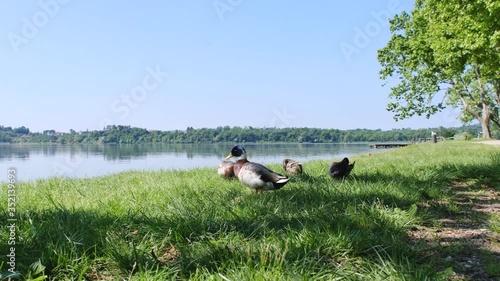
[258,166,288,183]
[239,162,289,190]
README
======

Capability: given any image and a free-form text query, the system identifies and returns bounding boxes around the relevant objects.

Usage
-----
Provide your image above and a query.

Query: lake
[0,143,387,181]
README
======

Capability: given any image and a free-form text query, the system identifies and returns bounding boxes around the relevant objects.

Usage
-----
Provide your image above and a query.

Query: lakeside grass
[1,141,499,280]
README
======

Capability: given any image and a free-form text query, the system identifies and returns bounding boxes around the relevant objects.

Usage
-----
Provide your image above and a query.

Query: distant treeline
[0,124,491,144]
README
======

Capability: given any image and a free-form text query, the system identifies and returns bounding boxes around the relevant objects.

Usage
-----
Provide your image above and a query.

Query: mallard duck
[217,160,235,179]
[329,157,355,179]
[225,146,289,193]
[282,158,303,175]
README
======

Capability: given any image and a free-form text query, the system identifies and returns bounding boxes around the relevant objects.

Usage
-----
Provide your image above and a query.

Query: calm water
[0,143,385,181]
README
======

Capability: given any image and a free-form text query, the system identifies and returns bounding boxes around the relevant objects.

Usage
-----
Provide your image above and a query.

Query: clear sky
[0,0,463,133]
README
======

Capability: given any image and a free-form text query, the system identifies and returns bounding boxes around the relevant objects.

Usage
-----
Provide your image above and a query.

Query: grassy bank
[1,141,499,280]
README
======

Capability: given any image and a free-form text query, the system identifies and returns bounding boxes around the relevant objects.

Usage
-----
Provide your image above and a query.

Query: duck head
[341,157,349,166]
[225,146,247,160]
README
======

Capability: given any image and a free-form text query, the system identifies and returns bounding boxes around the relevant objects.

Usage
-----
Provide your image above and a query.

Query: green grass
[1,141,499,280]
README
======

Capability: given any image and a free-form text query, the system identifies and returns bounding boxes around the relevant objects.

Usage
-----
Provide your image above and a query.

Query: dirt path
[476,140,500,146]
[409,181,500,280]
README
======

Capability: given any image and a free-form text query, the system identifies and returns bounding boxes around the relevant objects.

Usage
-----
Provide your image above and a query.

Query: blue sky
[0,0,462,133]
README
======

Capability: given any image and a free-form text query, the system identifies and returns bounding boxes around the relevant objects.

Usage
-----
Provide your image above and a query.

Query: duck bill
[224,153,233,160]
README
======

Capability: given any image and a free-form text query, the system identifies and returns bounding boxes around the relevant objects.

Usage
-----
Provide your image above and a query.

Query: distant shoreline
[0,124,487,144]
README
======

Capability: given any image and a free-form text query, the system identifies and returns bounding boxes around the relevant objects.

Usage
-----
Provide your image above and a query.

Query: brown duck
[282,158,303,175]
[217,160,235,179]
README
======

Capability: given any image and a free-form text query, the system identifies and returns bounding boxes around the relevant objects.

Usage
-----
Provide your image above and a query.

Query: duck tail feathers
[276,177,289,184]
[273,177,289,189]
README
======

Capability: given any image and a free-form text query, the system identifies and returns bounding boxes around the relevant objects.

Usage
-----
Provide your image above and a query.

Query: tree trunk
[480,117,491,139]
[460,96,492,139]
[481,98,491,139]
[479,101,491,138]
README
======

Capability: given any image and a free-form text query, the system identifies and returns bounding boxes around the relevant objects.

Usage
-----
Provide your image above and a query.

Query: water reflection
[0,143,380,181]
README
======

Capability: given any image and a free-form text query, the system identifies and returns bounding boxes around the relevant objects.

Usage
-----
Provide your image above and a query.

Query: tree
[13,126,29,135]
[378,0,500,138]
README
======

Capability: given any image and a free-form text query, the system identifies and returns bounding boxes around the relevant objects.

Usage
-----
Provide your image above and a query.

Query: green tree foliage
[13,126,30,135]
[378,0,500,138]
[0,124,485,144]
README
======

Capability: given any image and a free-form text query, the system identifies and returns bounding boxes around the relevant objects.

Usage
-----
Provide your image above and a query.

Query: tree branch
[495,82,500,107]
[491,116,500,128]
[459,96,481,121]
[475,67,488,105]
[458,77,482,108]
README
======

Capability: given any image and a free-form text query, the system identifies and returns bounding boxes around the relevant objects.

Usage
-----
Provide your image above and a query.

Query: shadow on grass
[398,153,500,280]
